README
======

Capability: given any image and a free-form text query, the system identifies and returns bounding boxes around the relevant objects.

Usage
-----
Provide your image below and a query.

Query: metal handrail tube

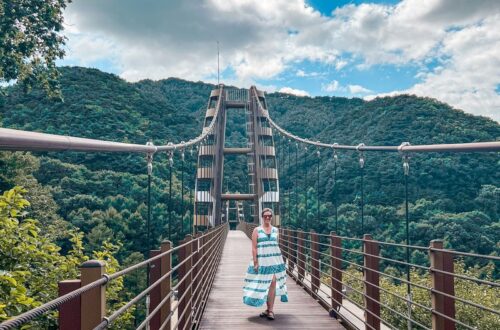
[428,247,500,261]
[282,229,500,274]
[322,258,434,315]
[190,236,226,326]
[284,229,433,253]
[137,231,224,330]
[314,245,431,272]
[285,241,432,292]
[429,267,500,287]
[284,248,431,330]
[168,236,222,330]
[284,250,383,330]
[157,232,225,330]
[137,229,225,330]
[174,228,224,328]
[283,252,374,330]
[190,228,228,322]
[0,277,108,330]
[111,224,224,280]
[0,225,225,330]
[430,288,500,316]
[95,230,223,329]
[288,239,500,324]
[0,87,224,153]
[190,230,226,323]
[251,87,500,153]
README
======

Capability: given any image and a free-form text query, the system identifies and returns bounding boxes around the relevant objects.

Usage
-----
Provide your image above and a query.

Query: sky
[60,0,500,122]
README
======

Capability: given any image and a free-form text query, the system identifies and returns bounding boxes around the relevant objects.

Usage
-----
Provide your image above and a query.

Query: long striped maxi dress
[243,225,289,307]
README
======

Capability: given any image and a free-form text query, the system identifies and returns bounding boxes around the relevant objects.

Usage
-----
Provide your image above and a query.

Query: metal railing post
[80,260,106,330]
[363,235,380,330]
[160,240,172,329]
[330,232,342,315]
[58,280,81,330]
[311,230,320,293]
[430,240,456,330]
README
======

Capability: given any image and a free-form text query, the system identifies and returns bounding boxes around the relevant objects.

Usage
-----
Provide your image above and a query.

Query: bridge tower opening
[193,86,280,229]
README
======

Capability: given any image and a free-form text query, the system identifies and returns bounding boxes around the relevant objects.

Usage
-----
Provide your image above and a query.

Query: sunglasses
[263,214,272,218]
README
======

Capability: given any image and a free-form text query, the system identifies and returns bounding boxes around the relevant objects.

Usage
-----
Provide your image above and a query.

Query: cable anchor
[398,142,411,176]
[146,141,154,176]
[357,143,365,168]
[180,141,186,161]
[332,143,339,163]
[167,142,174,167]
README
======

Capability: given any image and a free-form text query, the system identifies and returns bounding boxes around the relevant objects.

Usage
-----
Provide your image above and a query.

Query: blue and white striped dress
[243,226,288,307]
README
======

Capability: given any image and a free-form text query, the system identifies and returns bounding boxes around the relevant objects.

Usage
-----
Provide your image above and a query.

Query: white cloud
[322,80,340,92]
[335,59,348,70]
[62,0,500,121]
[348,84,372,94]
[279,87,310,97]
[295,69,324,77]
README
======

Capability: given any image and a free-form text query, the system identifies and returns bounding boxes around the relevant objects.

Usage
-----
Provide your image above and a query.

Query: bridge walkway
[199,230,343,329]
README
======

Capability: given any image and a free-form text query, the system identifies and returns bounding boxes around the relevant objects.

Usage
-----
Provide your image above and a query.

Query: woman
[242,208,288,320]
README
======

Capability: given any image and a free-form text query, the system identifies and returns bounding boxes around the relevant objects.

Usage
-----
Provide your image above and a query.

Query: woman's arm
[252,227,258,271]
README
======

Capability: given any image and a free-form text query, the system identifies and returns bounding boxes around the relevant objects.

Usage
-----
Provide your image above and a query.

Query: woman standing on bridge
[243,208,288,320]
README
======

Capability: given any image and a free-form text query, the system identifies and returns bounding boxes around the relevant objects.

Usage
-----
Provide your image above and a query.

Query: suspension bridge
[0,85,499,330]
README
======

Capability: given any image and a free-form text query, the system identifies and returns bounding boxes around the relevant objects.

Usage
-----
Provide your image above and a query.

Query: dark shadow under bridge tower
[193,85,280,229]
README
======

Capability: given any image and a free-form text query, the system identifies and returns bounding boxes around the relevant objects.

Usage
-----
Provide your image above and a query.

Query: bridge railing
[0,223,229,330]
[278,227,499,330]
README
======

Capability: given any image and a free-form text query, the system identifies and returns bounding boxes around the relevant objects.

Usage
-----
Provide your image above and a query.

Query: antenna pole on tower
[217,41,220,85]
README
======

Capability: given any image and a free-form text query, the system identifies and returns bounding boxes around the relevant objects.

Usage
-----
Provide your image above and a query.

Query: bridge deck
[199,230,343,329]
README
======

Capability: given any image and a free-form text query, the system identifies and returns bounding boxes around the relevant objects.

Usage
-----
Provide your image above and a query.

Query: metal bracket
[180,141,186,161]
[146,141,154,175]
[357,143,365,168]
[332,143,339,163]
[399,142,411,176]
[167,142,174,167]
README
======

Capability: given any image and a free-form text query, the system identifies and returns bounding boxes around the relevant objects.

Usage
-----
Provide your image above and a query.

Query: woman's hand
[253,261,259,273]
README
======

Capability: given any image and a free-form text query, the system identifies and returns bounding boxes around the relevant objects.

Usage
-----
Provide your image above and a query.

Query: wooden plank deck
[198,230,344,329]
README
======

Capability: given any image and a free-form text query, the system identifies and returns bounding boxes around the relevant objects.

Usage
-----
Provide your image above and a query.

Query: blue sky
[61,0,500,121]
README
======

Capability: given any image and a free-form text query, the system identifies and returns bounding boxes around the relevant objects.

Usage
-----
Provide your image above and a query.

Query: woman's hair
[261,208,273,217]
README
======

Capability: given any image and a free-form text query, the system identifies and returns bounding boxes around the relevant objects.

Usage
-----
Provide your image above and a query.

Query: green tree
[0,0,69,97]
[0,187,135,328]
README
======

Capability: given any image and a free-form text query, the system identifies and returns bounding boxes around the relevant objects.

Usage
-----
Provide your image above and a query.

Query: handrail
[250,86,500,153]
[0,86,224,153]
[0,224,228,330]
[278,227,500,329]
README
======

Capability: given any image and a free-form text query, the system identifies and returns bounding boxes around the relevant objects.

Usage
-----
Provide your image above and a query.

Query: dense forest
[1,66,498,326]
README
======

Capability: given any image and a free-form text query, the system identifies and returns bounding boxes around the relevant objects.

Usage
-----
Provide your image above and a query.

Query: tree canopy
[0,0,69,98]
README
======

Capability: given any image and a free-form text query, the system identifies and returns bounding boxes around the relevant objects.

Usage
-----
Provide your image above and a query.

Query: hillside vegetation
[0,67,498,323]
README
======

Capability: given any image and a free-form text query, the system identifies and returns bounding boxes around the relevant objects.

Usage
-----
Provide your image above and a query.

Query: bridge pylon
[193,86,280,229]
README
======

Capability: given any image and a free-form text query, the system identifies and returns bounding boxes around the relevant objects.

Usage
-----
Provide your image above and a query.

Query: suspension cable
[250,87,500,153]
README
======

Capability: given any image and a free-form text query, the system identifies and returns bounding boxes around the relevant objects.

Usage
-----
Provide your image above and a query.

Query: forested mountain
[1,66,498,262]
[1,66,498,326]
